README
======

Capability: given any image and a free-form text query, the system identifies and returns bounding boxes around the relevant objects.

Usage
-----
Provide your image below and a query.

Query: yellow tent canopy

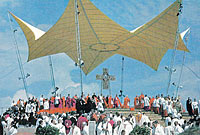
[10,0,188,75]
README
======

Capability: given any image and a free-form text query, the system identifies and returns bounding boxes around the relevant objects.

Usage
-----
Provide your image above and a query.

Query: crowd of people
[0,93,200,135]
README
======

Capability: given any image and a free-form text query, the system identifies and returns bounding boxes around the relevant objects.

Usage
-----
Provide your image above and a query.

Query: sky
[0,0,199,110]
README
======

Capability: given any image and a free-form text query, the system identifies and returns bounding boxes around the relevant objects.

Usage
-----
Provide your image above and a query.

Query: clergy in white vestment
[44,99,49,110]
[174,121,184,135]
[97,117,112,135]
[164,122,174,135]
[165,115,171,127]
[82,122,89,135]
[144,95,150,111]
[140,113,150,125]
[57,119,66,135]
[152,120,165,135]
[192,98,199,116]
[68,121,81,135]
[114,120,124,135]
[123,119,133,135]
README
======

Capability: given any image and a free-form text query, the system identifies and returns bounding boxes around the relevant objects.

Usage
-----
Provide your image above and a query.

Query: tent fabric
[10,0,188,75]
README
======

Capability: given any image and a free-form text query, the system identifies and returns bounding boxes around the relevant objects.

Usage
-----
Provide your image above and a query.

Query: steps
[105,108,190,127]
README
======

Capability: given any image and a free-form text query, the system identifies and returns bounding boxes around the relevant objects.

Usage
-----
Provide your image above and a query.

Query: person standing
[152,120,165,135]
[192,98,199,116]
[186,97,193,117]
[144,95,150,111]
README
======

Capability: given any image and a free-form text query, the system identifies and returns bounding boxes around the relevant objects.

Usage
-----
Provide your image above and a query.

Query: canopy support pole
[166,0,182,95]
[75,0,83,94]
[8,13,29,99]
[120,57,125,102]
[175,30,190,98]
[48,56,56,95]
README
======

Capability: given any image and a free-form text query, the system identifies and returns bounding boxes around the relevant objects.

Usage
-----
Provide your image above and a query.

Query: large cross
[96,68,115,95]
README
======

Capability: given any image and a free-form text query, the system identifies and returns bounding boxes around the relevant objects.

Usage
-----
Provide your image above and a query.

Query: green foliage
[35,125,60,135]
[130,125,150,135]
[179,127,200,135]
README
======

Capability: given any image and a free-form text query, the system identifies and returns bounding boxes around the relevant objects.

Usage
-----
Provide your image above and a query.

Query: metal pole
[48,56,56,93]
[8,13,29,99]
[75,0,83,94]
[120,57,124,102]
[175,31,190,98]
[166,1,182,95]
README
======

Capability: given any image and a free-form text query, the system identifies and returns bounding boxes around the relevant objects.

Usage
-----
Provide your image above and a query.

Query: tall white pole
[175,30,190,98]
[166,0,182,95]
[48,56,56,95]
[75,0,83,94]
[8,13,29,99]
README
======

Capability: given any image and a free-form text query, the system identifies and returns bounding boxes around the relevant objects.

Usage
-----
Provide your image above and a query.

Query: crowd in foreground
[0,93,199,135]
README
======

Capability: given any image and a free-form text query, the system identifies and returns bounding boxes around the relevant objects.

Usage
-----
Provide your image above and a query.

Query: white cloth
[8,127,17,135]
[40,97,44,106]
[57,123,66,135]
[97,122,112,135]
[44,100,49,110]
[123,121,133,135]
[114,124,124,135]
[152,124,165,135]
[167,105,173,114]
[69,126,81,135]
[164,125,174,135]
[25,103,32,113]
[82,125,89,135]
[165,117,171,127]
[97,102,104,112]
[174,125,184,135]
[140,114,150,125]
[144,97,150,107]
[192,101,199,109]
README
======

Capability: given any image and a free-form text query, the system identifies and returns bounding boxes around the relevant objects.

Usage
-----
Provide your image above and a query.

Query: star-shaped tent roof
[10,0,188,75]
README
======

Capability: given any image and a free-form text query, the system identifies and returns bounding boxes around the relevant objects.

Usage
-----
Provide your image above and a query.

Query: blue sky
[0,0,199,108]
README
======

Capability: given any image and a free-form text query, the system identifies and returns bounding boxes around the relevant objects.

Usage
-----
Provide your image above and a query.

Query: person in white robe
[192,98,199,116]
[25,102,32,114]
[164,122,174,135]
[152,121,165,135]
[82,122,89,135]
[39,95,44,109]
[123,120,133,135]
[174,121,184,135]
[57,118,66,135]
[144,95,150,111]
[166,103,173,114]
[97,117,112,135]
[165,115,171,127]
[44,99,49,110]
[97,101,104,112]
[69,123,81,135]
[140,113,150,125]
[114,120,124,135]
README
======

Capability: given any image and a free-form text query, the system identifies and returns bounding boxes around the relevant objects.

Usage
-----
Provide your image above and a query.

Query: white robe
[144,97,150,107]
[164,126,174,135]
[68,126,81,135]
[165,117,171,127]
[97,122,112,135]
[152,124,165,135]
[123,121,133,135]
[44,100,49,110]
[82,125,89,135]
[114,124,124,135]
[174,125,184,135]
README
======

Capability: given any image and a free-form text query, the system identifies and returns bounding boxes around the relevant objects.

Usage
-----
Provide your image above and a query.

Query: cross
[96,68,115,95]
[51,87,59,96]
